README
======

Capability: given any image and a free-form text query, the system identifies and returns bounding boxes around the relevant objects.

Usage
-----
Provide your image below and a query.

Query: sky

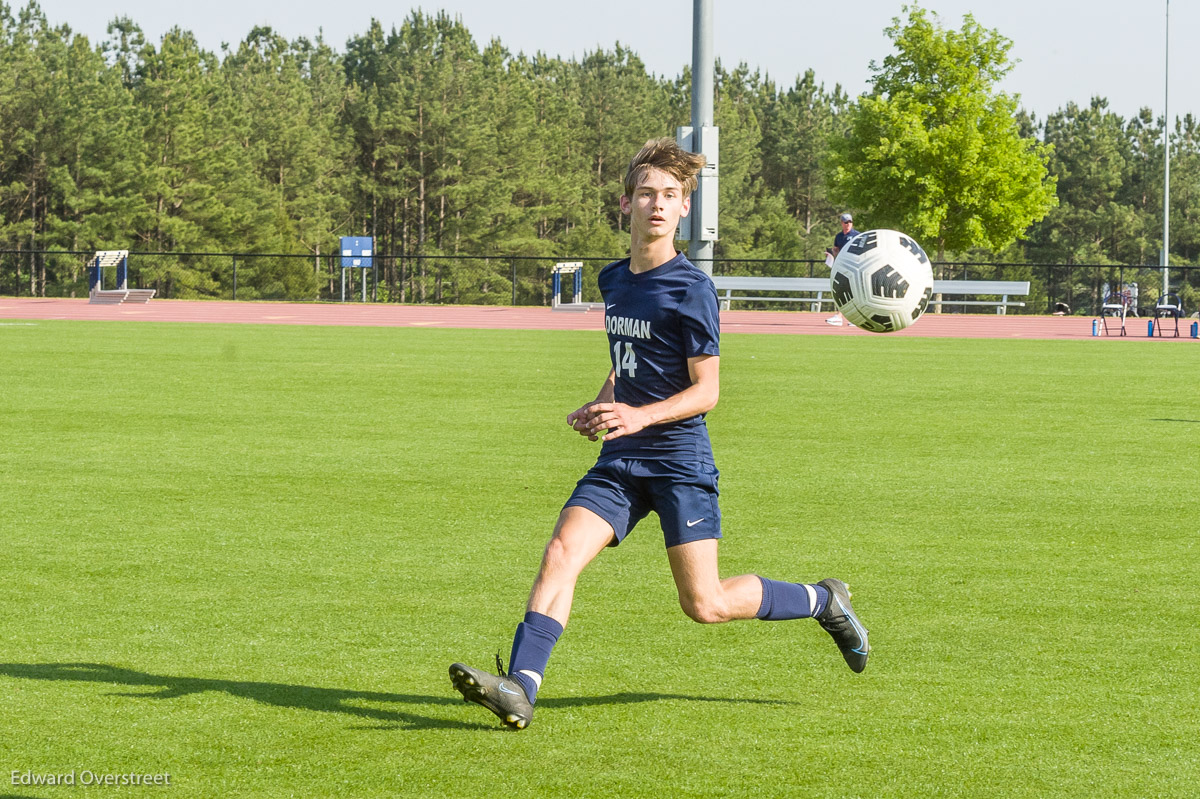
[30,0,1198,122]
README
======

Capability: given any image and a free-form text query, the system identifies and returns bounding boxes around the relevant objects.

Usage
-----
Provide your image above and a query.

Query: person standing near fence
[825,212,861,325]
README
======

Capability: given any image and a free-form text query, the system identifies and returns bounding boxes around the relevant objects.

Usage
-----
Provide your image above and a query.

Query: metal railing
[2,249,1197,316]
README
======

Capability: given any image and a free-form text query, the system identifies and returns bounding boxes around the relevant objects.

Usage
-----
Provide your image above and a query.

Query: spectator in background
[826,213,861,326]
[832,213,860,259]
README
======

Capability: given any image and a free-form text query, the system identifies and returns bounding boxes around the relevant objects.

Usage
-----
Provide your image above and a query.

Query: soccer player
[449,138,869,730]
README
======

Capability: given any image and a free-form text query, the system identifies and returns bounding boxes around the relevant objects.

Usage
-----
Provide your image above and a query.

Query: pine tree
[760,69,849,261]
[221,26,346,298]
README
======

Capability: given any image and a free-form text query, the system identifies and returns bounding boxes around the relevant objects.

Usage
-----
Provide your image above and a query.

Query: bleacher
[88,250,155,305]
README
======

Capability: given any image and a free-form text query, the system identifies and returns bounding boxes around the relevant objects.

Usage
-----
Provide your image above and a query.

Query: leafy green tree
[828,5,1057,260]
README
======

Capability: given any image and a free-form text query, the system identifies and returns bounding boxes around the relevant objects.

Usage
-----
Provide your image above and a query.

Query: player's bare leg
[527,506,617,626]
[666,538,869,672]
[666,538,763,623]
[450,506,614,729]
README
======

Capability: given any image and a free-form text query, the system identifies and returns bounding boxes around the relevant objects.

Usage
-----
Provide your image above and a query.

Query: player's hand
[567,402,604,441]
[578,402,649,441]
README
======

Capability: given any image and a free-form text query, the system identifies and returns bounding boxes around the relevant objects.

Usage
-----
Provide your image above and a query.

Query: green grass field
[1,320,1197,798]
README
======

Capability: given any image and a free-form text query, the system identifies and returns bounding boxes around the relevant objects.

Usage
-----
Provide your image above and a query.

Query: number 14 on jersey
[613,342,638,378]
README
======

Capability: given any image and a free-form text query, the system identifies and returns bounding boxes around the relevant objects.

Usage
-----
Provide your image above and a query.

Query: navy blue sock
[755,577,830,620]
[507,611,563,704]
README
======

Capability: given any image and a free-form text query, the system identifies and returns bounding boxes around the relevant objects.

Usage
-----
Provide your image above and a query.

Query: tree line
[1,2,1198,303]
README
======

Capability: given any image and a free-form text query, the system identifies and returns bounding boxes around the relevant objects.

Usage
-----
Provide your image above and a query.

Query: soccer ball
[830,229,934,333]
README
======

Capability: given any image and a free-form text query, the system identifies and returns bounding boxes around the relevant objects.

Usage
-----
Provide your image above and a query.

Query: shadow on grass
[541,693,797,709]
[0,663,796,731]
[1150,418,1200,424]
[0,662,488,732]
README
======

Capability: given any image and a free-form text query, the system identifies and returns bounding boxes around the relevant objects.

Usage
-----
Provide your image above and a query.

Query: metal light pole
[1162,0,1171,295]
[679,0,719,275]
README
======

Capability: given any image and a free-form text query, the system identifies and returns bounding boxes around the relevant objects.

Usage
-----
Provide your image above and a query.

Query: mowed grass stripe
[0,321,1196,798]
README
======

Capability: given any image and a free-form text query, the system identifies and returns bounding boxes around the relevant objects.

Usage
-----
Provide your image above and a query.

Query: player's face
[621,168,690,241]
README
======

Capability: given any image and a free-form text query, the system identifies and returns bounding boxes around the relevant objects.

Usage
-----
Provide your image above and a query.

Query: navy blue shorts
[563,458,721,548]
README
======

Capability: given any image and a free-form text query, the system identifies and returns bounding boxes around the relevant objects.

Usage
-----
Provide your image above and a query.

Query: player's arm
[580,354,719,442]
[566,369,616,440]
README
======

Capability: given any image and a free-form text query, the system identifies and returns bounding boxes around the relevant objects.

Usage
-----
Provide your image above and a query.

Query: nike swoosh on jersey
[686,518,705,527]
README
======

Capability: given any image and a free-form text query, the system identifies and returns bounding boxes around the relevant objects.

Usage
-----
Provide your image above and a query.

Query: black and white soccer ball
[830,229,934,333]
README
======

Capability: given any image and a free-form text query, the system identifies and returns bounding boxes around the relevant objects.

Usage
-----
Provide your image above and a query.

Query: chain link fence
[2,249,1197,316]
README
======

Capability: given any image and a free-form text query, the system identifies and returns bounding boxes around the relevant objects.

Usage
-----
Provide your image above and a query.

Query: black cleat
[449,657,534,730]
[816,578,870,673]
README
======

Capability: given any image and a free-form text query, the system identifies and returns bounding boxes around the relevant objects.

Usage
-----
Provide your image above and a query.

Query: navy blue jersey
[596,252,720,464]
[834,228,861,250]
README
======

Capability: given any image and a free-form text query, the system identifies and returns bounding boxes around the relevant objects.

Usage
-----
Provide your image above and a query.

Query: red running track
[0,297,1196,341]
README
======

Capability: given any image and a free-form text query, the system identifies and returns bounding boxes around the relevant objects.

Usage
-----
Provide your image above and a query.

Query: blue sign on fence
[340,237,373,268]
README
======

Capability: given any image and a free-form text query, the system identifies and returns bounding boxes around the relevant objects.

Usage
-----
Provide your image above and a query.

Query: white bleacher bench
[90,286,156,305]
[932,280,1030,314]
[90,289,129,304]
[710,276,1030,315]
[123,288,156,303]
[710,277,833,312]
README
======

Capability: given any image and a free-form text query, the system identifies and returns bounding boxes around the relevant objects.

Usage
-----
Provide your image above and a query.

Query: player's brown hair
[623,138,707,198]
